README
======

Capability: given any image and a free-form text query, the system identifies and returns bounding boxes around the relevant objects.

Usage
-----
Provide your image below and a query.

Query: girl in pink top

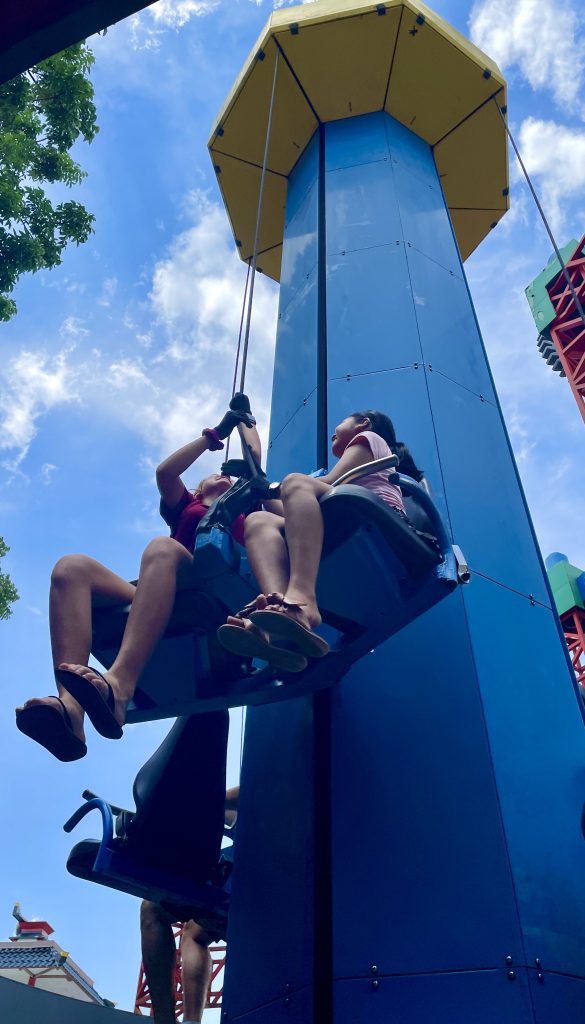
[218,409,424,669]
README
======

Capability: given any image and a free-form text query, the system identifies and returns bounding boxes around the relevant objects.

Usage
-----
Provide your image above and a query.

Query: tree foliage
[0,43,98,321]
[0,537,19,620]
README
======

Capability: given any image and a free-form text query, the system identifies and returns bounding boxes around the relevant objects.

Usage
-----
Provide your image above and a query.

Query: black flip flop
[16,697,87,762]
[249,609,330,659]
[217,623,308,674]
[56,666,123,740]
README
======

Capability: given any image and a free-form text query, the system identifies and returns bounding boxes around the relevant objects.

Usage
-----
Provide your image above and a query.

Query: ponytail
[351,410,425,482]
[391,441,425,483]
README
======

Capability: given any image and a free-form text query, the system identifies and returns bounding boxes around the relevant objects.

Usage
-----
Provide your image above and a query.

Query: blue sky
[1,0,585,1014]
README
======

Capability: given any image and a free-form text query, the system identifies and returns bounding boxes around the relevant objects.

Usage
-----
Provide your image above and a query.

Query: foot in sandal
[249,596,329,659]
[56,664,126,739]
[226,592,282,629]
[217,611,308,674]
[15,695,87,762]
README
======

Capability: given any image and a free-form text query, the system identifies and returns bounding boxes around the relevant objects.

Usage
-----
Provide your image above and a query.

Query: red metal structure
[134,924,225,1018]
[561,608,585,692]
[546,235,585,424]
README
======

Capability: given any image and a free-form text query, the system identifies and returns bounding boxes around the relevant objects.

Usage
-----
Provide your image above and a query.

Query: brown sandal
[249,602,330,659]
[232,593,284,620]
[217,620,308,674]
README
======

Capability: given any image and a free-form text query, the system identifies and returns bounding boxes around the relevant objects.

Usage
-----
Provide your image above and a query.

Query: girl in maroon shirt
[16,397,259,762]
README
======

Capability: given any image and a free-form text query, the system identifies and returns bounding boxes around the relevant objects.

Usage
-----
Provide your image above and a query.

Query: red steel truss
[134,923,226,1018]
[546,235,585,423]
[561,607,585,692]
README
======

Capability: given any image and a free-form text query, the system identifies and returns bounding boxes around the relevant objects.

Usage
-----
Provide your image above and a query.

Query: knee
[182,920,210,950]
[51,554,92,589]
[141,535,184,569]
[140,900,163,932]
[280,472,310,499]
[244,511,269,540]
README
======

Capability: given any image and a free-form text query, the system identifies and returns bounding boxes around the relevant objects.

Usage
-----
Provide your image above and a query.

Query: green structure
[546,553,585,618]
[526,240,580,336]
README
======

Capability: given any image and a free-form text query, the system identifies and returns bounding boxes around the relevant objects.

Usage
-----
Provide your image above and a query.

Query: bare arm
[320,442,372,485]
[260,446,370,513]
[156,435,211,509]
[239,421,262,466]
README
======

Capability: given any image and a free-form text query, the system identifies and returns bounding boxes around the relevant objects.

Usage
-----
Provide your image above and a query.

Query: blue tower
[209,2,585,1020]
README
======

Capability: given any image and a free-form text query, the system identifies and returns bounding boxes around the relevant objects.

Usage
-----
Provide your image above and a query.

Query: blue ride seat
[89,463,467,719]
[64,712,233,940]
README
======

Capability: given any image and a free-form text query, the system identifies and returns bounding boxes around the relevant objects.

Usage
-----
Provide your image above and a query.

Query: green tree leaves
[0,538,19,621]
[0,42,98,321]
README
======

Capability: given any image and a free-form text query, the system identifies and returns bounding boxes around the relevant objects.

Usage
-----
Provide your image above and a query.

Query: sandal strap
[236,593,285,618]
[280,600,307,613]
[234,597,260,620]
[54,696,72,729]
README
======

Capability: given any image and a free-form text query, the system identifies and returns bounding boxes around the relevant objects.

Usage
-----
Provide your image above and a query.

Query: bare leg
[17,555,135,741]
[242,511,289,598]
[181,921,212,1022]
[279,474,331,628]
[140,901,177,1024]
[60,537,193,723]
[224,511,289,633]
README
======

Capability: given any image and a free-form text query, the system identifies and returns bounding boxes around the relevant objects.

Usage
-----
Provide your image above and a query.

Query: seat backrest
[320,485,441,576]
[402,492,435,537]
[129,712,229,881]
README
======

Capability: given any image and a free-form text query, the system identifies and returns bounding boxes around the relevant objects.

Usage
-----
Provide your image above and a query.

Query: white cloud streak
[0,194,278,478]
[148,0,220,26]
[0,350,80,471]
[470,0,585,114]
[517,117,585,234]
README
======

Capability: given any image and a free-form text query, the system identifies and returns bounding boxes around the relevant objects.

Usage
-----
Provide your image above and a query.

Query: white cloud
[470,0,585,114]
[98,0,314,56]
[148,0,220,27]
[60,316,89,340]
[98,276,118,308]
[0,350,80,471]
[150,189,278,366]
[125,0,219,51]
[106,358,158,391]
[516,117,585,233]
[40,463,58,486]
[107,193,277,461]
[467,226,585,571]
[0,195,278,479]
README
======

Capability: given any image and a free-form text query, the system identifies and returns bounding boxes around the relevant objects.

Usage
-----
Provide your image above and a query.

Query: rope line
[228,48,280,772]
[238,48,280,394]
[494,100,585,330]
[225,261,251,460]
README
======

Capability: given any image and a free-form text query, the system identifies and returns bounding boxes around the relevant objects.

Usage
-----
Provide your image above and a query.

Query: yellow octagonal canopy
[209,0,508,282]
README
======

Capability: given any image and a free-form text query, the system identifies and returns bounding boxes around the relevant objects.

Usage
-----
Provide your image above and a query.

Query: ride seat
[320,484,440,577]
[65,712,232,938]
